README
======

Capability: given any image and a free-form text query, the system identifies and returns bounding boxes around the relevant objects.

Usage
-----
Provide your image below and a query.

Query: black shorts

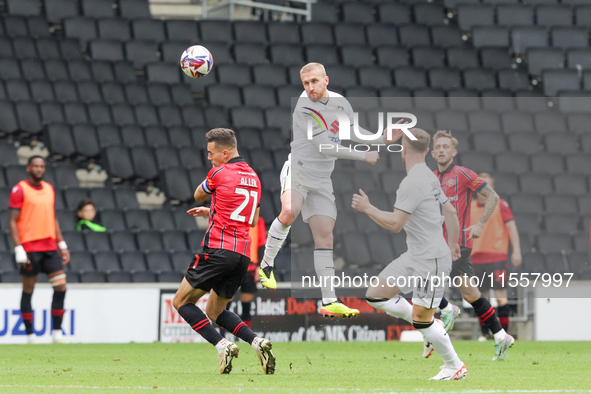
[185,248,250,299]
[240,267,258,294]
[449,247,475,279]
[473,261,508,291]
[20,250,64,277]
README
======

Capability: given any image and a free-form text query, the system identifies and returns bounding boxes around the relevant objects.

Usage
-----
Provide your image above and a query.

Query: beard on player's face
[27,163,45,183]
[307,85,326,101]
[30,172,44,182]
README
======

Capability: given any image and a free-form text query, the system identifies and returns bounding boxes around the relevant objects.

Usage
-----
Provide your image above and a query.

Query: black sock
[241,301,251,323]
[480,322,489,337]
[470,297,503,335]
[498,304,510,332]
[178,304,223,345]
[216,310,256,344]
[20,292,33,335]
[219,302,231,337]
[439,297,449,310]
[51,290,66,330]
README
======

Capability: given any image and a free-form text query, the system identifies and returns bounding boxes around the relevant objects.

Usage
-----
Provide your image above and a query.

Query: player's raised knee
[172,293,186,311]
[279,207,293,226]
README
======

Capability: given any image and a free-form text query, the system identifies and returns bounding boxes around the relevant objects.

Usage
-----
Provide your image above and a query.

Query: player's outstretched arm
[347,119,408,146]
[382,119,409,145]
[187,207,210,217]
[442,201,461,261]
[465,184,499,240]
[352,189,409,233]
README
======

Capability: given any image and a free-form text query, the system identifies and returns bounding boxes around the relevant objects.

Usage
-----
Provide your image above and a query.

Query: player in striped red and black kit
[172,128,275,375]
[428,130,515,361]
[9,156,70,344]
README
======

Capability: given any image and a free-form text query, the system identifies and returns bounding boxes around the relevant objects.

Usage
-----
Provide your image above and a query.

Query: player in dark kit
[427,130,514,361]
[172,128,276,375]
[9,156,70,344]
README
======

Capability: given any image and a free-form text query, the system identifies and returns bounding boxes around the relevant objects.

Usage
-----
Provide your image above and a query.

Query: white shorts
[280,158,337,224]
[379,252,452,309]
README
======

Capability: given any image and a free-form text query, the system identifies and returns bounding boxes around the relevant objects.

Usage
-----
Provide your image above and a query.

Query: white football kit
[380,163,452,309]
[281,90,364,223]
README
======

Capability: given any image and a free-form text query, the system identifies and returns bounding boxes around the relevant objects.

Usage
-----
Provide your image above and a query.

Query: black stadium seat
[137,230,163,252]
[64,18,97,46]
[133,19,166,42]
[119,0,151,19]
[82,0,116,18]
[7,0,41,16]
[85,232,111,252]
[110,230,137,252]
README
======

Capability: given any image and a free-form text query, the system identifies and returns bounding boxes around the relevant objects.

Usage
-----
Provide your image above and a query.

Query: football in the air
[180,45,213,78]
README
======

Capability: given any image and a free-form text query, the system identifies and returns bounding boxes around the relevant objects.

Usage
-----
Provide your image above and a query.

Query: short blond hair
[300,62,326,77]
[432,130,459,149]
[403,128,430,153]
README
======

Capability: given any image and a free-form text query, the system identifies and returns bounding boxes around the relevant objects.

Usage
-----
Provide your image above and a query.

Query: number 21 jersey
[201,157,261,258]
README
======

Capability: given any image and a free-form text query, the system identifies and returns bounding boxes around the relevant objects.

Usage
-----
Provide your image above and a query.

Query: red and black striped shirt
[201,157,261,258]
[433,164,486,249]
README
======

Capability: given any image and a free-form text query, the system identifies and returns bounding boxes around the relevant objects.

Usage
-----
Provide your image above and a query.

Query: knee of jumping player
[278,206,293,226]
[314,233,333,249]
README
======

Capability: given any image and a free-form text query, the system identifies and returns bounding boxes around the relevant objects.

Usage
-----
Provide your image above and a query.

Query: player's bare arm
[351,189,410,233]
[464,184,499,240]
[55,218,70,265]
[8,209,29,267]
[442,201,461,261]
[383,119,409,145]
[188,206,210,217]
[194,179,211,202]
[251,207,260,228]
[505,219,522,268]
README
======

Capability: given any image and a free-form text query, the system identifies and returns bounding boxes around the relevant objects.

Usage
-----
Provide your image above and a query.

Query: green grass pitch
[1,341,590,393]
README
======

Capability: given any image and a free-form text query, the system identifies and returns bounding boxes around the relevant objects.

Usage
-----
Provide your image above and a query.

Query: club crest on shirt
[337,106,344,111]
[447,179,456,187]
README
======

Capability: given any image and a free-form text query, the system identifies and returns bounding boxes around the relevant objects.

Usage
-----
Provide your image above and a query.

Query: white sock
[418,320,463,369]
[214,338,227,353]
[251,336,260,350]
[440,303,453,315]
[493,329,507,344]
[27,334,36,341]
[52,329,63,339]
[261,218,291,268]
[314,249,336,300]
[367,295,413,323]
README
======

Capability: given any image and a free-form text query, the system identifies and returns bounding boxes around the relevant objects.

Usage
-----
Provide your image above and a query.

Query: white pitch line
[0,386,589,394]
